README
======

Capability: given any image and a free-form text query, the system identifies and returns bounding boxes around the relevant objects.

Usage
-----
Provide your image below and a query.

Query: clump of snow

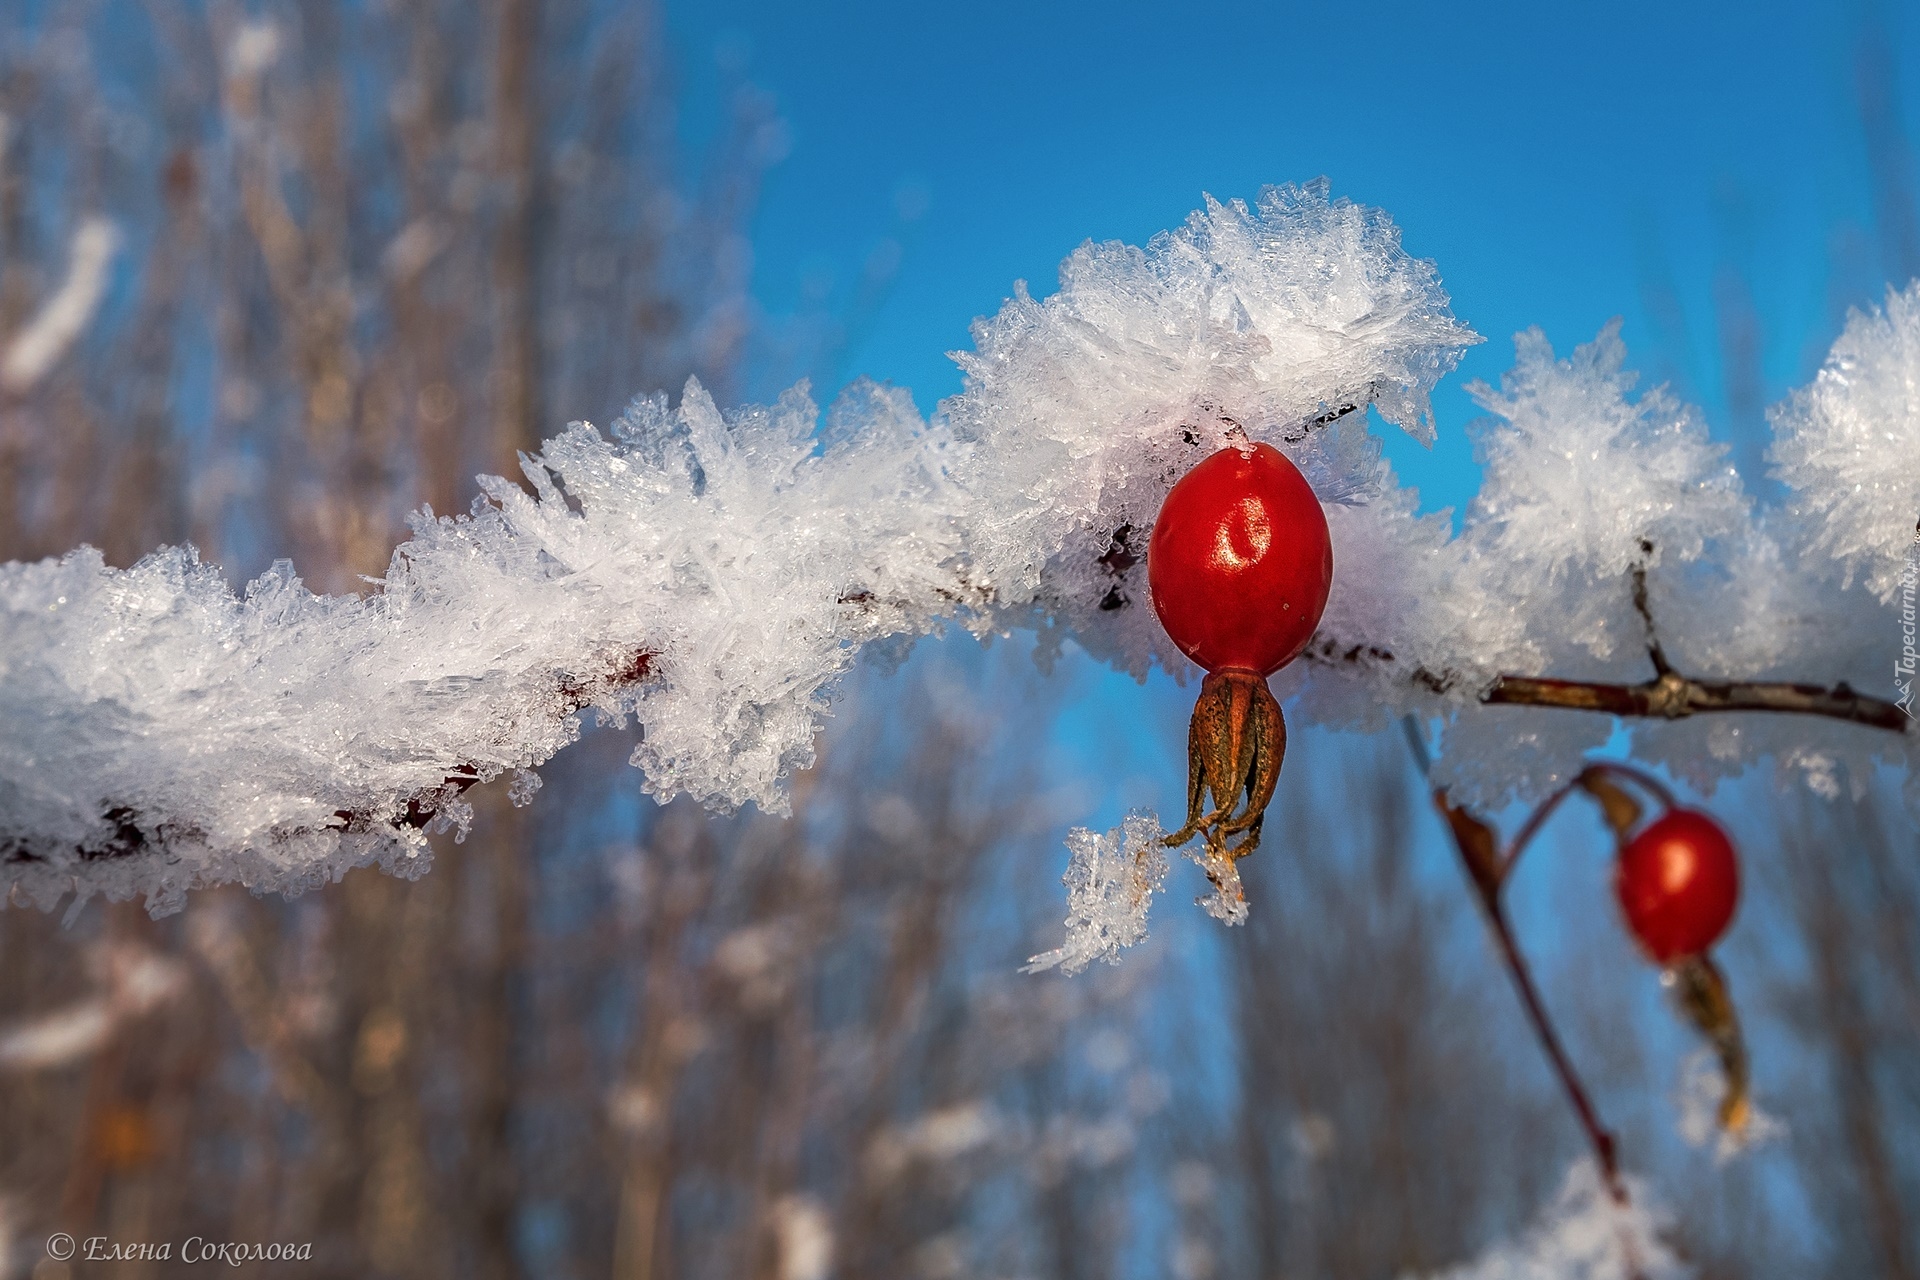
[1769,282,1920,604]
[1409,1160,1688,1280]
[1465,323,1747,597]
[1024,814,1169,974]
[948,179,1481,679]
[1672,1049,1785,1164]
[1184,843,1249,926]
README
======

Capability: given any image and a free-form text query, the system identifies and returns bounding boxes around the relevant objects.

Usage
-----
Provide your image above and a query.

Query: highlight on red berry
[1613,808,1740,964]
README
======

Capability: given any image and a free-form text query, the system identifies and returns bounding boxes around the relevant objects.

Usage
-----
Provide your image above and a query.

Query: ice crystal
[1410,1160,1687,1280]
[1024,814,1169,974]
[1,180,1912,916]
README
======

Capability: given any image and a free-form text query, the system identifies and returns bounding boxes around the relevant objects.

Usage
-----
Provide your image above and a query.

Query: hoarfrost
[1465,322,1746,595]
[1185,843,1249,926]
[1769,281,1920,603]
[1024,813,1169,974]
[0,179,1913,918]
[1673,1049,1786,1164]
[1409,1159,1688,1280]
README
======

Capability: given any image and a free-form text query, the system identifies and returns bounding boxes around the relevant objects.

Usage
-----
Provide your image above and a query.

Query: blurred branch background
[0,3,1916,1279]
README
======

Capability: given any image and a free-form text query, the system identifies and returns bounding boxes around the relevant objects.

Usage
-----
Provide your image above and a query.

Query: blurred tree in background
[0,4,1916,1280]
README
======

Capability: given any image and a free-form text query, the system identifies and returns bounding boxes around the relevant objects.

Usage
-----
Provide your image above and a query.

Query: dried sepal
[1162,669,1286,914]
[1667,954,1750,1133]
[1433,794,1502,899]
[1577,770,1644,838]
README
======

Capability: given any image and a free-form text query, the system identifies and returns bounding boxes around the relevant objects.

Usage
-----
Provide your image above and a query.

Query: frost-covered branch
[2,183,1477,914]
[5,179,1919,920]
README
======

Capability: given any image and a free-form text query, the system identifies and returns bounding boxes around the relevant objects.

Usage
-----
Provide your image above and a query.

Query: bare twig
[1400,719,1633,1211]
[1500,762,1674,883]
[1311,630,1909,736]
[1488,548,1909,731]
[1481,670,1909,732]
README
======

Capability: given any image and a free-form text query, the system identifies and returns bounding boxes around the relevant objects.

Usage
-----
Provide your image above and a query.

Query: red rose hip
[1148,442,1332,911]
[1148,442,1332,676]
[1614,809,1740,964]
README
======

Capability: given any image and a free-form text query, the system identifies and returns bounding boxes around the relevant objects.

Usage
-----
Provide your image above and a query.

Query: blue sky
[665,0,1920,518]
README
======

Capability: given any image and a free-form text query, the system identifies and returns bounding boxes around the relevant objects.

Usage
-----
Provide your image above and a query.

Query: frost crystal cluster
[1297,308,1918,812]
[1022,813,1168,974]
[1410,1160,1687,1280]
[2,180,1915,917]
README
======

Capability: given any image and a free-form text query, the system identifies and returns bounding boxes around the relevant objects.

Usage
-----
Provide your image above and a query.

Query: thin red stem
[1498,779,1582,884]
[1579,760,1677,811]
[1401,719,1636,1218]
[1481,893,1628,1205]
[1498,761,1679,883]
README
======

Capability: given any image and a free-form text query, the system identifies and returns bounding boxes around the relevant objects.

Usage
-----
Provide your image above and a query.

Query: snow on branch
[1,182,1474,913]
[1293,313,1919,812]
[2,181,1915,919]
[1408,1159,1686,1280]
[1770,283,1920,604]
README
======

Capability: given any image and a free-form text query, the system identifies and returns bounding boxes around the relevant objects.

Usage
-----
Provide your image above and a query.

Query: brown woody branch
[1314,551,1913,734]
[1482,669,1910,732]
[1485,553,1907,732]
